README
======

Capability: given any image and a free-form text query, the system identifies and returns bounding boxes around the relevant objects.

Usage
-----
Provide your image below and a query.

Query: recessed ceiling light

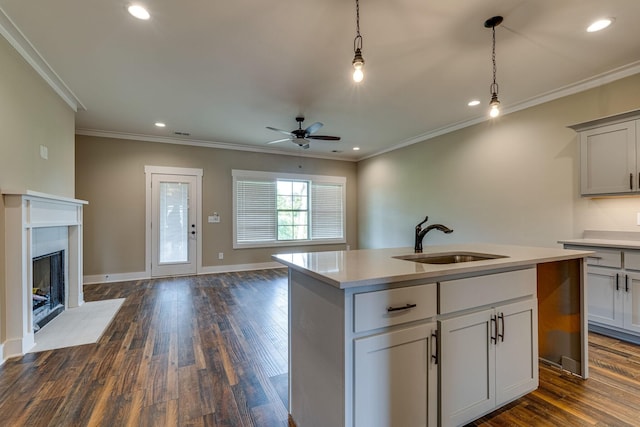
[154,122,166,128]
[468,100,481,107]
[587,18,613,32]
[353,147,360,151]
[128,4,150,20]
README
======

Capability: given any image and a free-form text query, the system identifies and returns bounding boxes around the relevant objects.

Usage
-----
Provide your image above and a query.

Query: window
[233,170,346,248]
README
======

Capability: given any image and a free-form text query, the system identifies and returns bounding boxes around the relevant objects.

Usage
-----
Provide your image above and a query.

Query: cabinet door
[439,309,495,427]
[495,299,538,406]
[354,323,437,427]
[587,266,624,327]
[580,120,637,195]
[623,272,640,334]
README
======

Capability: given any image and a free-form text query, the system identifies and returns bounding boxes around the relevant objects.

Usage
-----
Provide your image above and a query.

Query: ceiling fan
[266,116,341,149]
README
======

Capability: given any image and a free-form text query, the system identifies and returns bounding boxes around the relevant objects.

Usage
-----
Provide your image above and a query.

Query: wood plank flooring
[0,269,639,426]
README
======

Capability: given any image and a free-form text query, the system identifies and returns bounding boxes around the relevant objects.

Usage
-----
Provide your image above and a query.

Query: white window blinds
[233,170,346,248]
[311,182,344,240]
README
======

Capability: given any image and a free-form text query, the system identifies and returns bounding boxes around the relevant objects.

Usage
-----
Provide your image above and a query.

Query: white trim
[0,7,85,112]
[83,271,148,285]
[360,61,640,160]
[232,169,347,184]
[82,263,286,285]
[144,166,203,278]
[77,129,353,162]
[199,262,285,275]
[0,343,4,365]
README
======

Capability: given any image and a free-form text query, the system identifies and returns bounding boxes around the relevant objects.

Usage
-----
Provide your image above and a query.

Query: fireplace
[32,250,65,331]
[2,190,87,361]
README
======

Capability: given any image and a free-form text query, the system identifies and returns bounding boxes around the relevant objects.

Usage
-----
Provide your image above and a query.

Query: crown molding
[75,128,358,162]
[361,61,640,161]
[0,7,85,112]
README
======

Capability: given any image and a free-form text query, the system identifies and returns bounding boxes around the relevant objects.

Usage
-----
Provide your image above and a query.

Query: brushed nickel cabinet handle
[498,312,505,342]
[616,273,620,291]
[631,173,634,190]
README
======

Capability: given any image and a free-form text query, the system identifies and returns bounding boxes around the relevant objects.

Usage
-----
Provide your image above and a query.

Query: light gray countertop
[559,230,640,250]
[272,243,592,289]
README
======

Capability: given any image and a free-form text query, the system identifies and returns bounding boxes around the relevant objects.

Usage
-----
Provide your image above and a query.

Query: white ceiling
[1,0,640,161]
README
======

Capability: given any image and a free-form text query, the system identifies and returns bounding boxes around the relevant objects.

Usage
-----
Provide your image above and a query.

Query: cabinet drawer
[584,248,622,268]
[624,250,640,271]
[440,268,536,314]
[354,283,437,333]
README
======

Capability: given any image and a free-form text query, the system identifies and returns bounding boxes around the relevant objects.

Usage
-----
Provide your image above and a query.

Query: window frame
[232,170,346,249]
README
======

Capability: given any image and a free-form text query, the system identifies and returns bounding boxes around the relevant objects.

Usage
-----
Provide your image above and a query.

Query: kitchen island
[273,243,592,427]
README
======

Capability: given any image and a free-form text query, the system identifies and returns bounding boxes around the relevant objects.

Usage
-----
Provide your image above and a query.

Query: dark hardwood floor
[0,269,639,426]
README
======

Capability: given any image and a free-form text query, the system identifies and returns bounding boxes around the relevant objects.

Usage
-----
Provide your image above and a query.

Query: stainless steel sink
[393,252,507,264]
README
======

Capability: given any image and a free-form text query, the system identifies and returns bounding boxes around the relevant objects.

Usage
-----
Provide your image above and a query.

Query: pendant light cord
[491,25,498,94]
[354,0,362,51]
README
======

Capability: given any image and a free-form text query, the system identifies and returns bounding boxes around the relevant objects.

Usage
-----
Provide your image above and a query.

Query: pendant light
[484,16,503,118]
[352,0,365,83]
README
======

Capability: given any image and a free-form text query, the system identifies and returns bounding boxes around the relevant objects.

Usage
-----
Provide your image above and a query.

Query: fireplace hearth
[32,250,65,331]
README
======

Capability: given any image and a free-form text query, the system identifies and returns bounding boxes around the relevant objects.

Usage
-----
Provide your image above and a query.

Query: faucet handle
[416,215,429,229]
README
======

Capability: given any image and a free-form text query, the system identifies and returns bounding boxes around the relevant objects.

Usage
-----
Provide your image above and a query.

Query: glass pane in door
[159,182,189,263]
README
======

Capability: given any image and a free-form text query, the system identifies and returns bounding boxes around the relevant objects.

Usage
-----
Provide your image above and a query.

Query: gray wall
[75,135,358,275]
[0,36,76,345]
[357,73,640,249]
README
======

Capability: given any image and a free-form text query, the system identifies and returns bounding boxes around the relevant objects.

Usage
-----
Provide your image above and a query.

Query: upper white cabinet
[570,110,640,196]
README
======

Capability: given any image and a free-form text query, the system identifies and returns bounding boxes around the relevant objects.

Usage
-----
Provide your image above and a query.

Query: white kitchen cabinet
[570,111,640,196]
[623,272,640,334]
[439,299,538,427]
[354,322,438,427]
[564,244,640,342]
[587,266,624,328]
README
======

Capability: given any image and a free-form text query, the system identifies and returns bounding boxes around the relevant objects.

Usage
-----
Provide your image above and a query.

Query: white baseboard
[83,271,148,285]
[2,333,35,361]
[198,261,284,275]
[83,262,285,285]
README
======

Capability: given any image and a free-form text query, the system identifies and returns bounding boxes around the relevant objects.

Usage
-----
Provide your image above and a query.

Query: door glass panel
[159,182,189,263]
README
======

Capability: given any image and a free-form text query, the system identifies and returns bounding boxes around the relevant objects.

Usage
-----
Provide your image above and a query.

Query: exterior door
[151,173,197,277]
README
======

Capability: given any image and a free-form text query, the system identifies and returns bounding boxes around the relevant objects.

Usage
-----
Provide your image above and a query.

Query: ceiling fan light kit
[485,15,503,118]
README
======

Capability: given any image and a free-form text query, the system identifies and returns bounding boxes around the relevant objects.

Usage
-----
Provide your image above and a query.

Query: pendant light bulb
[352,48,364,82]
[489,99,500,118]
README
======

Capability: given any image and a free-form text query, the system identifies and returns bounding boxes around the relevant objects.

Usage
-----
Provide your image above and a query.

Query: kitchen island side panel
[289,269,346,427]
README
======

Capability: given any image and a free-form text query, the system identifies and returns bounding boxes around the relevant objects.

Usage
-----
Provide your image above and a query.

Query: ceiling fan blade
[267,138,292,145]
[266,126,294,136]
[307,135,341,141]
[304,122,323,135]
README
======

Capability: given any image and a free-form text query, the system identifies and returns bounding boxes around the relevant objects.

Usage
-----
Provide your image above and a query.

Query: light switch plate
[39,145,48,160]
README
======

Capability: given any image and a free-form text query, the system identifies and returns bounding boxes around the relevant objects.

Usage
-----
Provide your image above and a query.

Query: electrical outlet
[218,252,224,260]
[39,145,48,160]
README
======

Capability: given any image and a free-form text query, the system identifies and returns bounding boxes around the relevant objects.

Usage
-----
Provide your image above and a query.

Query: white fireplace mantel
[2,190,88,359]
